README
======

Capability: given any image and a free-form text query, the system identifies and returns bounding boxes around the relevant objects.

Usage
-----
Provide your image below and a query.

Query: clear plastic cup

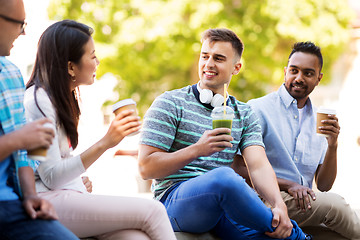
[211,106,234,134]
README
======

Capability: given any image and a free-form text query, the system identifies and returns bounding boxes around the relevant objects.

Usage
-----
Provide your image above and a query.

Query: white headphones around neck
[197,83,228,108]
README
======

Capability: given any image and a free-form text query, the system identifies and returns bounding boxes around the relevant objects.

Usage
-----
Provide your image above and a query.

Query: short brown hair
[201,28,244,60]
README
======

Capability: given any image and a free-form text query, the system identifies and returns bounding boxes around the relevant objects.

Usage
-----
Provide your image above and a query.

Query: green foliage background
[48,0,354,116]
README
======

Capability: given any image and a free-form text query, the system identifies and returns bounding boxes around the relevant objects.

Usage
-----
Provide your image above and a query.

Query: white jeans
[39,190,176,240]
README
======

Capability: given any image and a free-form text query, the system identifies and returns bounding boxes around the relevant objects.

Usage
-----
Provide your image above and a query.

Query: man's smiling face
[198,39,241,95]
[284,51,323,107]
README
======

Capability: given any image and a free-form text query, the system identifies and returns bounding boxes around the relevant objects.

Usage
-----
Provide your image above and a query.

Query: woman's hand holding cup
[102,99,141,149]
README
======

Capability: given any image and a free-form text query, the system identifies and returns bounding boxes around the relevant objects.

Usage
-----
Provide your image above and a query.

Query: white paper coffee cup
[112,99,137,116]
[112,99,139,136]
[316,107,336,136]
[27,122,54,161]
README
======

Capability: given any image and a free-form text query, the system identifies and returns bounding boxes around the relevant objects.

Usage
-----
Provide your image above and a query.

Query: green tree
[48,0,354,115]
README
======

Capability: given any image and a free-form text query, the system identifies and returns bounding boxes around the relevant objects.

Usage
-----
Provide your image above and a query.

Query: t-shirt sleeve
[238,105,265,152]
[140,92,178,152]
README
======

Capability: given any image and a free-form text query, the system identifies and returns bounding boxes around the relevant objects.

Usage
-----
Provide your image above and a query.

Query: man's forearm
[0,134,21,162]
[315,145,337,191]
[18,166,37,198]
[139,128,233,179]
[251,165,285,208]
[242,146,285,208]
[277,178,296,192]
[138,144,201,179]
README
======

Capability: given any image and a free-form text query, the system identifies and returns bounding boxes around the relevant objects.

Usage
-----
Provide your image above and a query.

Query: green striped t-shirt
[140,85,264,200]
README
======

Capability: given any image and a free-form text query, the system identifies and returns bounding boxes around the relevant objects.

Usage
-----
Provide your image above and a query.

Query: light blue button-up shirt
[248,84,328,188]
[0,57,38,199]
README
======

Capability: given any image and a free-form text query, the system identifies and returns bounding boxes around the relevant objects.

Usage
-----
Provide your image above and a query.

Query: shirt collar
[278,84,313,112]
[191,83,231,110]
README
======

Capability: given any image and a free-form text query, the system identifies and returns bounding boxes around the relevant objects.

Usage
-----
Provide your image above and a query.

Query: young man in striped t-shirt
[139,28,311,240]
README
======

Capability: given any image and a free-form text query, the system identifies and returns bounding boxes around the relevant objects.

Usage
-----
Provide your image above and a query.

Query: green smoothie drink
[211,106,234,134]
[212,119,233,130]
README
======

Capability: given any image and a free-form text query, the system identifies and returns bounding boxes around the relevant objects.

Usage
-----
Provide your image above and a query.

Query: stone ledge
[175,232,220,240]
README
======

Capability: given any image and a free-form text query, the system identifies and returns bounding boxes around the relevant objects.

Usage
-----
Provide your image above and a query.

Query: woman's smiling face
[70,37,99,89]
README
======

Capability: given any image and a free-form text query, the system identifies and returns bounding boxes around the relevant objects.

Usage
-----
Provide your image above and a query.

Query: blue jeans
[0,199,78,240]
[161,167,307,240]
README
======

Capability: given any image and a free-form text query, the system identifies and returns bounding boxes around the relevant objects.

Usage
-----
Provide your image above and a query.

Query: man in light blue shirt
[248,42,360,239]
[249,83,328,189]
[0,0,78,239]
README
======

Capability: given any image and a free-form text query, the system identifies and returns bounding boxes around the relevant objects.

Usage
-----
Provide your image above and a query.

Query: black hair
[288,41,323,71]
[26,20,93,149]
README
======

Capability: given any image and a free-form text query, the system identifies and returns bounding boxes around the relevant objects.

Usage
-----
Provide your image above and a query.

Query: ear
[283,67,287,81]
[316,72,323,86]
[68,61,75,77]
[232,62,242,75]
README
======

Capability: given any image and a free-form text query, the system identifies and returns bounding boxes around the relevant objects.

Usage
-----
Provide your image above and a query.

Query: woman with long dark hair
[24,20,176,240]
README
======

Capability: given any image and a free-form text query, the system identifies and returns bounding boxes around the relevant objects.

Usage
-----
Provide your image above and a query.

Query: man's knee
[206,167,247,193]
[312,192,346,211]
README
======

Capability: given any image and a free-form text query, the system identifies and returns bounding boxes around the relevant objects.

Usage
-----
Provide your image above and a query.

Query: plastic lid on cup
[112,99,136,112]
[211,106,234,119]
[317,106,336,115]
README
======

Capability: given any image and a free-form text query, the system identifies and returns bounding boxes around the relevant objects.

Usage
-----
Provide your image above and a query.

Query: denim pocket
[169,216,182,232]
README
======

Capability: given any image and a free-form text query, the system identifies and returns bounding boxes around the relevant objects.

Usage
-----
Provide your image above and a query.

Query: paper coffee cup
[112,99,139,136]
[27,147,47,161]
[27,122,53,161]
[211,106,234,134]
[316,107,336,136]
[112,99,137,117]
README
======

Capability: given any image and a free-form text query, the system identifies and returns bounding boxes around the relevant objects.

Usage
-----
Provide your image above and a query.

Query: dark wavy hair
[26,20,93,149]
[288,41,323,71]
